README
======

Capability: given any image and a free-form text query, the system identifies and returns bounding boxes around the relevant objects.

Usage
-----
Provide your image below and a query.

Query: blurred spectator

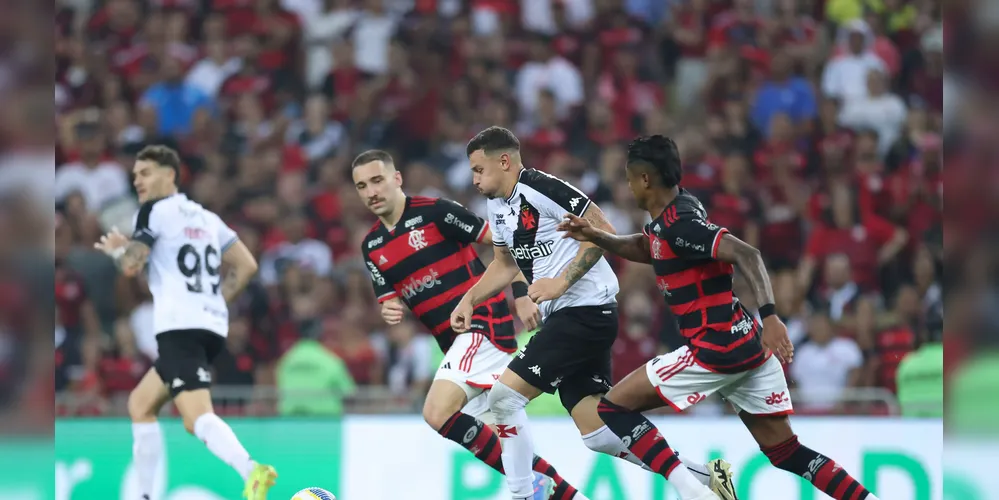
[351,0,397,75]
[185,38,242,99]
[821,20,887,100]
[751,51,817,136]
[259,210,334,286]
[798,184,908,294]
[515,34,584,121]
[791,311,864,412]
[55,115,132,213]
[897,336,943,419]
[140,56,214,137]
[302,0,360,88]
[838,68,907,157]
[810,253,872,336]
[379,320,433,398]
[276,331,356,416]
[867,285,920,392]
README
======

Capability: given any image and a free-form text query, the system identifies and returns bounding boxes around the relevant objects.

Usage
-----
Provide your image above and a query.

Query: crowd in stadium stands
[53,0,946,416]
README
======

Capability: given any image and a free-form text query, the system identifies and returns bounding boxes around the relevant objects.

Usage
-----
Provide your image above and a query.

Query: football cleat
[243,462,278,500]
[707,458,738,500]
[530,471,556,500]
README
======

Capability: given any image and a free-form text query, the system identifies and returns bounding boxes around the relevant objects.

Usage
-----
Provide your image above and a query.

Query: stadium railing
[55,386,909,417]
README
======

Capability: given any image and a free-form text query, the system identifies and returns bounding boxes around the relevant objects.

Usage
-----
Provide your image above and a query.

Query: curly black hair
[626,135,682,188]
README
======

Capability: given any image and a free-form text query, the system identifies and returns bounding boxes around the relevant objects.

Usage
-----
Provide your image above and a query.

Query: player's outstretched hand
[528,277,569,304]
[381,298,405,325]
[514,296,541,331]
[93,226,129,255]
[557,213,597,241]
[761,316,794,364]
[451,297,474,333]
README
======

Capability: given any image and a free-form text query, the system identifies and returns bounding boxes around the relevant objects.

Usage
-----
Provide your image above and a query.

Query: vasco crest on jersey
[518,199,538,232]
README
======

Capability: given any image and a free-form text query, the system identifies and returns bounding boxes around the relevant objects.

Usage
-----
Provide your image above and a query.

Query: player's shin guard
[763,435,875,500]
[487,382,536,499]
[132,421,163,500]
[193,413,255,481]
[438,412,583,499]
[596,398,708,498]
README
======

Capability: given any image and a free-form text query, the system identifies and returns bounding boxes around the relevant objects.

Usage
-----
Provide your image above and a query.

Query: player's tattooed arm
[714,233,774,306]
[559,204,613,286]
[114,241,150,277]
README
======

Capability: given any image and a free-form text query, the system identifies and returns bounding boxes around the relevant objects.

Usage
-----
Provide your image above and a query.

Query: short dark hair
[136,145,181,184]
[352,149,395,169]
[466,126,520,157]
[626,135,682,188]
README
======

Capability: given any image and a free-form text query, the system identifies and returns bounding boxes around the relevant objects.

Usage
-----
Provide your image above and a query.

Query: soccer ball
[291,487,336,500]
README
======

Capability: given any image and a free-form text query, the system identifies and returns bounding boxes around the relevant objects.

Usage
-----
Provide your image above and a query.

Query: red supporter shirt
[805,214,897,291]
[888,164,942,245]
[707,191,761,241]
[55,267,87,330]
[874,324,916,394]
[708,12,765,51]
[674,11,710,58]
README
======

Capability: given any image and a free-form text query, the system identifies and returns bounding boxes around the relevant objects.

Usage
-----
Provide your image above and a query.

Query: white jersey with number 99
[132,193,237,337]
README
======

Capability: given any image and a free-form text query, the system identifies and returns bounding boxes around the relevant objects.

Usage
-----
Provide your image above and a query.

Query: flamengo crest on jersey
[132,193,237,337]
[487,169,619,319]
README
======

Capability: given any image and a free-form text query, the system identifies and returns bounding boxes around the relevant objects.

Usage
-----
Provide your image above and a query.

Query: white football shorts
[646,345,794,416]
[434,332,513,423]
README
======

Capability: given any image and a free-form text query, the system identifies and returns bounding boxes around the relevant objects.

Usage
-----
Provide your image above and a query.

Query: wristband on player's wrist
[512,282,529,299]
[758,303,776,320]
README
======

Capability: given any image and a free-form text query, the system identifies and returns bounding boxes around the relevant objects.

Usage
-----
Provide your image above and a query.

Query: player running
[93,145,277,500]
[353,150,585,500]
[558,135,881,500]
[451,127,730,500]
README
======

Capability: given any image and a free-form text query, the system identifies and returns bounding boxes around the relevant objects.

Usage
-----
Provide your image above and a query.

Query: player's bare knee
[422,398,461,431]
[127,387,158,422]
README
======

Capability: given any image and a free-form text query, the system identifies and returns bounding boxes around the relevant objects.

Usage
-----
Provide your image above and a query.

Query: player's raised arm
[558,213,652,264]
[96,201,161,276]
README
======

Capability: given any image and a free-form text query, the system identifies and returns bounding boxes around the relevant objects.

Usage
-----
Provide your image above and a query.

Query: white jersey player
[451,127,732,500]
[94,145,278,500]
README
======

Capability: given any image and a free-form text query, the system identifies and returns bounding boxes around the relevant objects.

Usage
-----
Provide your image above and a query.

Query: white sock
[487,383,535,499]
[132,421,163,499]
[581,425,711,486]
[193,413,255,480]
[676,452,712,486]
[667,463,713,499]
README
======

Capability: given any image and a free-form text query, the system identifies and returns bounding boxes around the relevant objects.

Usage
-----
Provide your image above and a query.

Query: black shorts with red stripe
[509,304,618,412]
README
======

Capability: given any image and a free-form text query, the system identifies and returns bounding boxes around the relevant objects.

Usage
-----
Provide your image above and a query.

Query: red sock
[763,435,872,500]
[533,456,579,500]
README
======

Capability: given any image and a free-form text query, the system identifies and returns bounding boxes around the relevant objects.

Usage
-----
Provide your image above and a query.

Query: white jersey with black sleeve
[486,168,619,319]
[131,193,237,337]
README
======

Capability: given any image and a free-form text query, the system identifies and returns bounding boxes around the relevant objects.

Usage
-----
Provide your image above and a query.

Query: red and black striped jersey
[644,189,767,373]
[361,196,517,354]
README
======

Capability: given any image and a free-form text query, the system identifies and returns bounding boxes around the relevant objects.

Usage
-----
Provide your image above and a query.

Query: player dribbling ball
[291,487,336,500]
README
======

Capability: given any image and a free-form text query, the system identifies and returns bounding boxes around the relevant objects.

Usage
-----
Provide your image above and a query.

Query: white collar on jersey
[504,168,527,204]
